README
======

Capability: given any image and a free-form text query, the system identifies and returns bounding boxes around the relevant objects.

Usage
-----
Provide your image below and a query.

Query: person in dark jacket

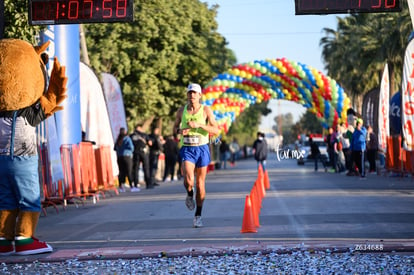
[309,137,327,172]
[252,132,268,171]
[114,127,135,192]
[130,124,153,189]
[149,127,163,186]
[366,125,378,174]
[219,139,230,169]
[163,135,179,181]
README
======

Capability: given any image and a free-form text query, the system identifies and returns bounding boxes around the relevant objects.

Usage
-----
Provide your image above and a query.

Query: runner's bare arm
[173,106,185,135]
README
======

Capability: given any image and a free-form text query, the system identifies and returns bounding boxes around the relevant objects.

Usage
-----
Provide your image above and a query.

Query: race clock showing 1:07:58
[28,0,134,25]
[295,0,402,15]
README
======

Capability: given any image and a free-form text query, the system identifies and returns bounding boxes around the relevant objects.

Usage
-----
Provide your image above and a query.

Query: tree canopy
[320,3,411,107]
[84,0,237,131]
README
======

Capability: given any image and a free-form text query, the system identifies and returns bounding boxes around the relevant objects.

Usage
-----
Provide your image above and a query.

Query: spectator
[229,138,240,167]
[339,123,352,172]
[350,118,367,178]
[130,124,153,189]
[149,127,163,186]
[219,139,230,169]
[253,132,268,171]
[309,137,327,172]
[326,127,334,168]
[114,127,135,192]
[334,132,346,173]
[163,135,179,182]
[366,125,378,174]
[333,124,345,173]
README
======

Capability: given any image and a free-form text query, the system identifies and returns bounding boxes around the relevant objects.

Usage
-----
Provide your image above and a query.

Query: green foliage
[320,5,411,99]
[3,0,42,42]
[273,113,298,145]
[85,0,236,130]
[297,110,324,135]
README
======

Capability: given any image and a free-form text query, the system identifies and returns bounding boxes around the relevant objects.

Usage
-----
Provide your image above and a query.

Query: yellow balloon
[276,61,283,69]
[317,79,323,87]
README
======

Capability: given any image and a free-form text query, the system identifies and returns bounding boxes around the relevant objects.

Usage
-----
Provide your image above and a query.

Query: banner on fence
[80,62,119,176]
[402,38,414,151]
[101,73,128,142]
[378,63,390,152]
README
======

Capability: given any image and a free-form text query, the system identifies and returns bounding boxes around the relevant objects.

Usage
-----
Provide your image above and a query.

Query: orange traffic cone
[251,183,262,210]
[250,187,261,227]
[258,175,266,198]
[258,163,264,181]
[241,195,257,233]
[264,170,270,190]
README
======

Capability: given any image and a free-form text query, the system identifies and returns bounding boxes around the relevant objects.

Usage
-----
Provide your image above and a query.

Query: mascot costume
[0,39,67,255]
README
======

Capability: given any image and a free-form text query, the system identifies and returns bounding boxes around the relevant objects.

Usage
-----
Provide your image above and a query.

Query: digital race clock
[295,0,402,15]
[29,0,134,25]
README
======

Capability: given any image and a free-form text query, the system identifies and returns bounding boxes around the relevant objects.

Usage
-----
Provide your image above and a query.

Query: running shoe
[185,195,195,211]
[193,216,203,228]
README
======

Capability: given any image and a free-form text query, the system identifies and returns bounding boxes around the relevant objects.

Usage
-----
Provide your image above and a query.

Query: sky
[204,0,342,131]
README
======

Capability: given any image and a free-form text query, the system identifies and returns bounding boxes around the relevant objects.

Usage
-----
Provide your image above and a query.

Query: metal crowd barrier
[40,143,119,214]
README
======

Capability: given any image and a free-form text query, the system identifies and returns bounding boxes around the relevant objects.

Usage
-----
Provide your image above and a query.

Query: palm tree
[320,3,411,109]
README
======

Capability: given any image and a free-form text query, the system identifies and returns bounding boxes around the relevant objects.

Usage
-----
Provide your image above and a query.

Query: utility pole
[0,0,5,39]
[79,25,90,65]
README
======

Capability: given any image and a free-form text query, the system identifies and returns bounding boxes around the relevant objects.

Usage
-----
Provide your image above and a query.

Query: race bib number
[183,135,200,146]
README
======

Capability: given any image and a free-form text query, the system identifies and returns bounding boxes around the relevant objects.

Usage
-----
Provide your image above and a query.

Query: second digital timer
[29,0,134,25]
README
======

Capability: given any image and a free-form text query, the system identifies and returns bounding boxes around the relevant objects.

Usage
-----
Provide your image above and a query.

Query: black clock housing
[295,0,402,15]
[29,0,134,25]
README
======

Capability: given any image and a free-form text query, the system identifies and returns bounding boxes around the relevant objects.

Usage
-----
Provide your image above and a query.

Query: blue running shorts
[180,144,210,168]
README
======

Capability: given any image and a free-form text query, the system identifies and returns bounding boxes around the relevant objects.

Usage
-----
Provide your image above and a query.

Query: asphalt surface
[3,153,414,263]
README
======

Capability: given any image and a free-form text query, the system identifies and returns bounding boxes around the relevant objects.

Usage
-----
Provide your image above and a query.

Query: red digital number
[54,1,59,20]
[371,0,381,8]
[385,0,396,8]
[33,2,60,20]
[68,1,79,19]
[32,2,45,20]
[370,0,396,9]
[116,0,127,17]
[103,0,113,18]
[83,0,93,18]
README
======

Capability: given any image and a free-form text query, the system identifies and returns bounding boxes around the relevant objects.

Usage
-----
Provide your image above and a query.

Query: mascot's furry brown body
[0,39,67,255]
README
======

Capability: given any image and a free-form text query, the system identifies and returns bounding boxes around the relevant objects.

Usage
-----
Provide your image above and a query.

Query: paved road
[3,153,414,262]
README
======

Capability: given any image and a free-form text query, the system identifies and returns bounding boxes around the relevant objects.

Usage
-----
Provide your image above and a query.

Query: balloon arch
[201,58,350,134]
